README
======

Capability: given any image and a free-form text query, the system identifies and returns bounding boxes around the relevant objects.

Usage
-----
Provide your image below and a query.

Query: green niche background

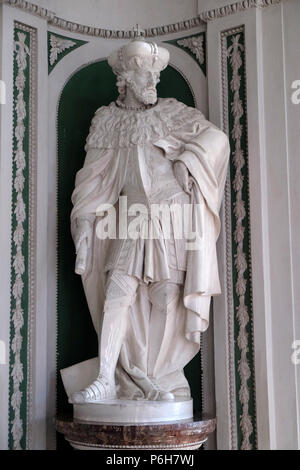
[57,60,202,446]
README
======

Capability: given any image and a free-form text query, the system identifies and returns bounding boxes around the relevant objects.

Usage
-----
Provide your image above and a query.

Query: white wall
[0,2,11,451]
[256,0,300,449]
[281,0,300,446]
[199,0,300,450]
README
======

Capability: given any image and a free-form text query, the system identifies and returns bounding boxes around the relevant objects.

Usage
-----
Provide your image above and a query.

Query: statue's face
[126,69,160,105]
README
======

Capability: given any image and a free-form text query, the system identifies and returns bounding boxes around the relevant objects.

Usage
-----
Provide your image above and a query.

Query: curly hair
[115,70,135,101]
[116,73,127,100]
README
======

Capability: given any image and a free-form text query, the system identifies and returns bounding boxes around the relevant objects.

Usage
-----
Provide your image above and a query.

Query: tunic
[104,142,189,284]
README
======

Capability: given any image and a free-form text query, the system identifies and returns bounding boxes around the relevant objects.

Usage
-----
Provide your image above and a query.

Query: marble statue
[63,38,230,409]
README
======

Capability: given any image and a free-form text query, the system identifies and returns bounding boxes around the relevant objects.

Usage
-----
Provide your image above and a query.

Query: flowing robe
[65,98,230,399]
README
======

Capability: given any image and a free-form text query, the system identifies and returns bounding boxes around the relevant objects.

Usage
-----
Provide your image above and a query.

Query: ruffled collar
[85,98,204,150]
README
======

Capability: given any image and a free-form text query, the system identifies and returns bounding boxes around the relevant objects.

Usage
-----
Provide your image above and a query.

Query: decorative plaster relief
[48,32,87,73]
[165,33,206,76]
[221,26,256,450]
[3,0,281,39]
[10,21,37,451]
[199,0,281,22]
[2,0,204,37]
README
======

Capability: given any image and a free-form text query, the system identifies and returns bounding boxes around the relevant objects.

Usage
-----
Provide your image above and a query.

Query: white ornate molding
[49,17,204,38]
[221,29,238,451]
[1,0,283,35]
[1,0,205,37]
[49,34,76,66]
[67,439,206,450]
[11,27,30,451]
[177,35,204,65]
[1,0,56,20]
[221,26,256,450]
[227,33,253,449]
[10,21,37,451]
[199,0,281,22]
[1,0,282,35]
[26,22,37,451]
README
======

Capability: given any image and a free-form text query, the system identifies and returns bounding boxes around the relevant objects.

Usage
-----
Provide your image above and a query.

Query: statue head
[108,39,170,106]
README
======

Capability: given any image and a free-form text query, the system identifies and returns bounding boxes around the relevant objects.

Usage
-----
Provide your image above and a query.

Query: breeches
[104,269,181,313]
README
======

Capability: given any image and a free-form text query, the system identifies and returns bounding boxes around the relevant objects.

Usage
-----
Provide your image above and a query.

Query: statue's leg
[72,271,139,403]
[148,281,181,370]
[125,281,181,401]
[138,281,182,400]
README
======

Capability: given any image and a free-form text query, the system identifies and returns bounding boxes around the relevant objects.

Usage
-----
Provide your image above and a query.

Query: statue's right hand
[74,218,93,254]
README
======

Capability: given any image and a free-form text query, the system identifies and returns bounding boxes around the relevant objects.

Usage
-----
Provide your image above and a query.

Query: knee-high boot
[71,302,131,403]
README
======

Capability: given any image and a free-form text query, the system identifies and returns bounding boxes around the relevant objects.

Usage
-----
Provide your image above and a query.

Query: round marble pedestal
[73,398,193,424]
[56,414,216,450]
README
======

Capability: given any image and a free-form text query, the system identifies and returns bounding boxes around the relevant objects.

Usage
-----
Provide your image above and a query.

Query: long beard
[128,81,157,105]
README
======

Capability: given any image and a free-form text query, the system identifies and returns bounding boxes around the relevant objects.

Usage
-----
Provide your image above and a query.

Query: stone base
[73,398,193,424]
[56,414,216,450]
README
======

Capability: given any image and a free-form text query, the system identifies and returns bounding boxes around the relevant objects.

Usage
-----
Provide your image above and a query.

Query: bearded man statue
[65,38,230,405]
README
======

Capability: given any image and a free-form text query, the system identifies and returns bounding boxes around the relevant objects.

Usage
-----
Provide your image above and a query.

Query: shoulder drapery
[70,146,129,333]
[155,118,230,333]
[71,147,129,231]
